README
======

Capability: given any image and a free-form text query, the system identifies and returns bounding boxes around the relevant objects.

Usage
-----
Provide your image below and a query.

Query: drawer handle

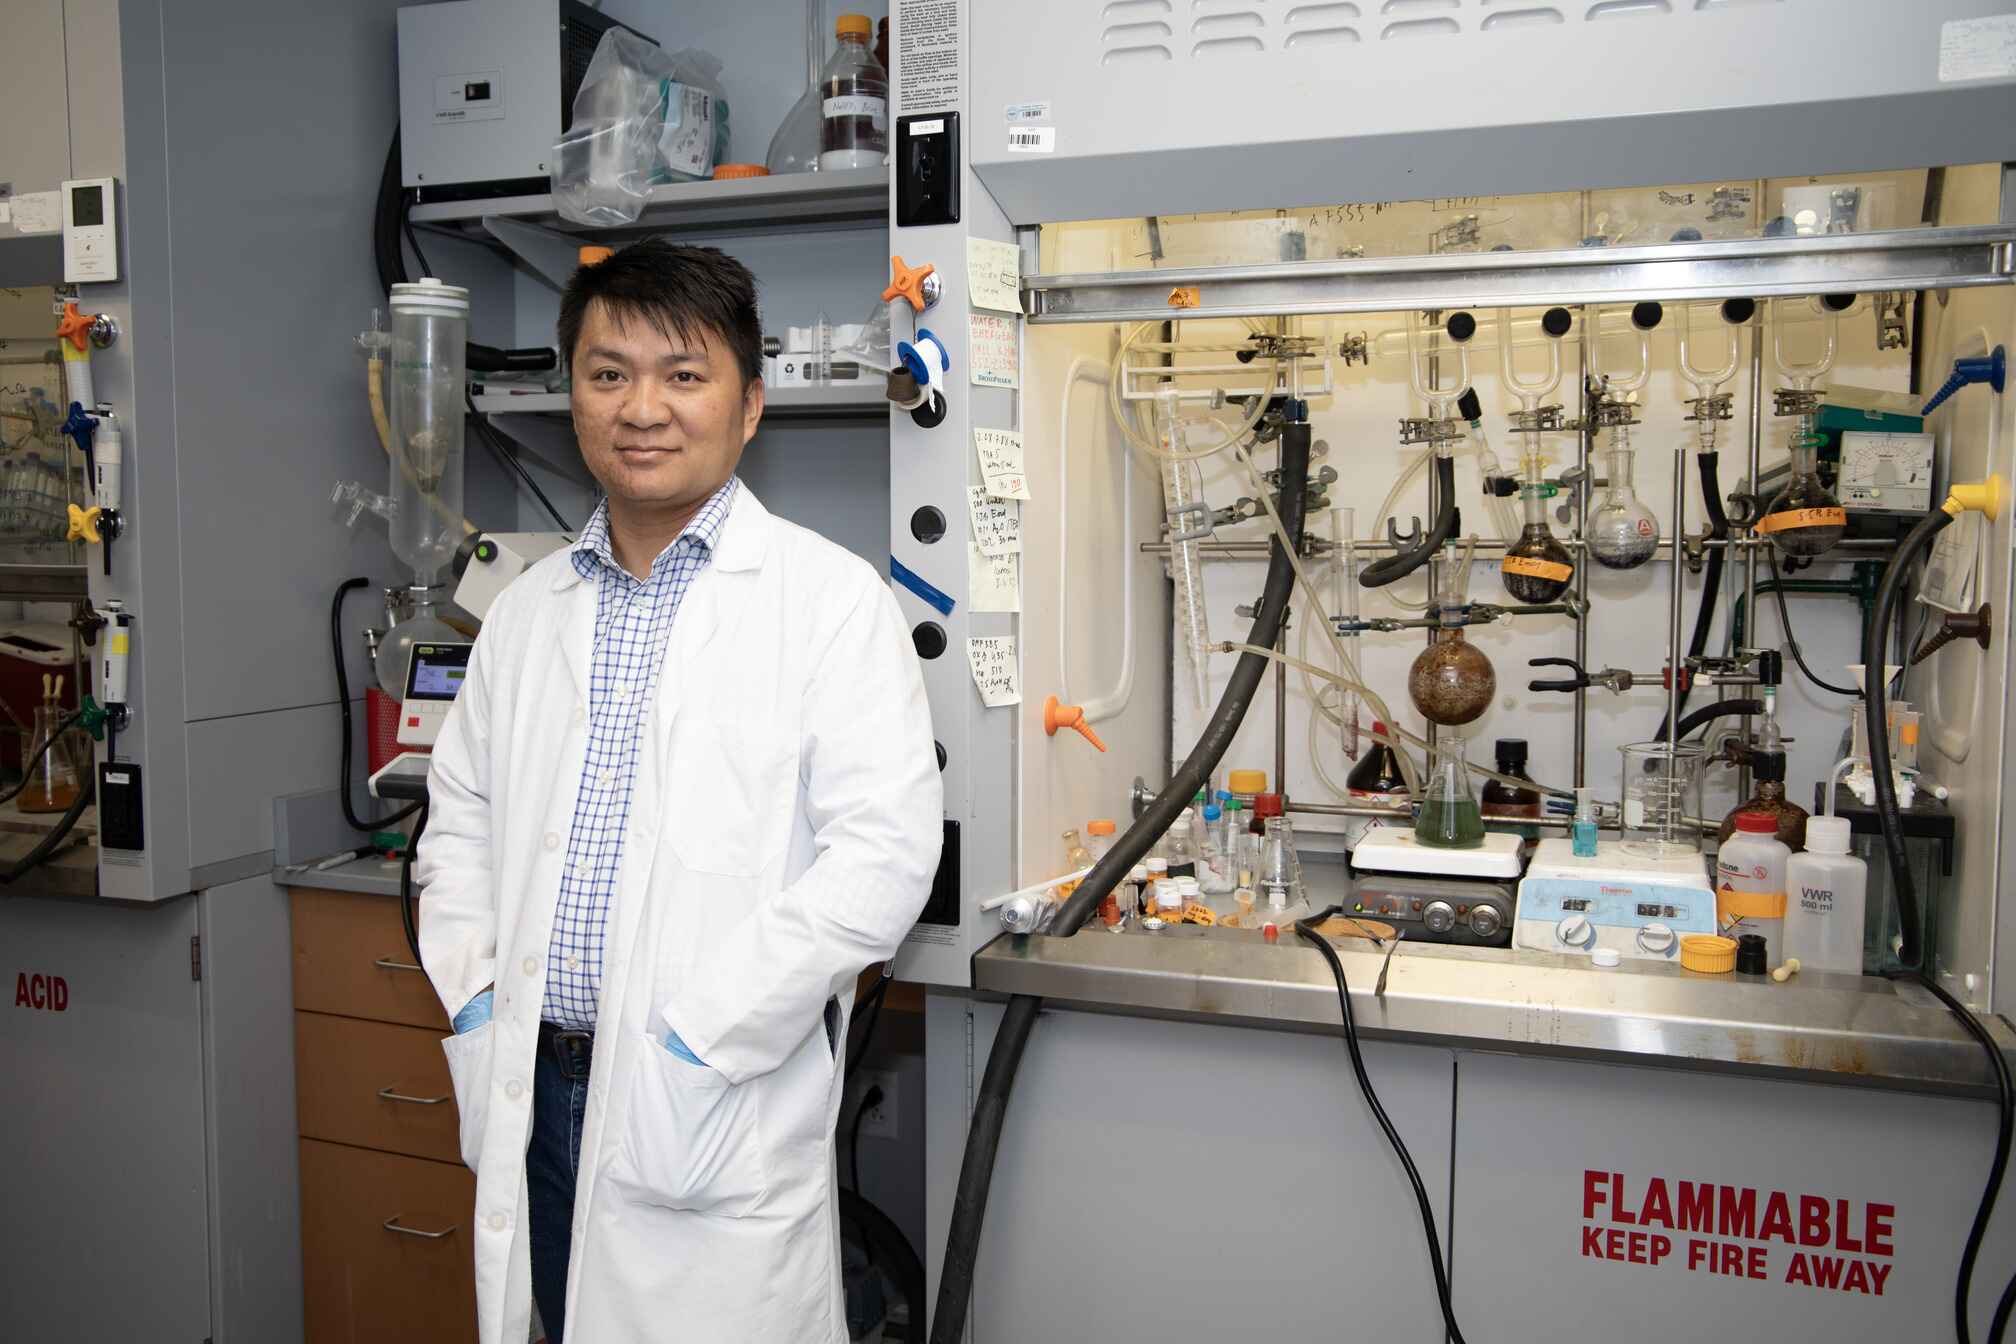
[378,1087,451,1106]
[372,957,425,973]
[382,1215,457,1240]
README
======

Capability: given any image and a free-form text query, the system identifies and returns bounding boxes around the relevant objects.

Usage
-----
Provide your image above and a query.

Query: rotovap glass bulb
[1409,543,1497,727]
[1588,427,1658,569]
[1761,414,1845,559]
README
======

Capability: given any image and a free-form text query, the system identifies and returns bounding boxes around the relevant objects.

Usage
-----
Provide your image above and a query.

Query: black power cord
[1765,548,1860,697]
[400,801,429,968]
[332,578,421,831]
[465,388,575,532]
[1296,910,1469,1344]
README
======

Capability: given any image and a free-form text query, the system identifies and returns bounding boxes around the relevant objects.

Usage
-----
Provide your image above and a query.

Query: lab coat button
[487,1213,507,1232]
[567,955,581,971]
[543,832,560,850]
[522,957,538,976]
[506,1079,524,1100]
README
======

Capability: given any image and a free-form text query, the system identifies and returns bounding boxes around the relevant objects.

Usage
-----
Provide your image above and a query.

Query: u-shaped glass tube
[1587,304,1651,396]
[1772,298,1838,392]
[1498,308,1563,413]
[1406,309,1470,418]
[1677,303,1741,400]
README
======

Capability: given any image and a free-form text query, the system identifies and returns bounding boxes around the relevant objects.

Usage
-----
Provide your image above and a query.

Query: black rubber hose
[1296,908,1469,1344]
[333,579,421,832]
[0,755,94,888]
[1866,506,1949,968]
[1672,697,1762,743]
[930,427,1311,1344]
[1359,454,1456,589]
[400,800,429,967]
[1655,451,1729,742]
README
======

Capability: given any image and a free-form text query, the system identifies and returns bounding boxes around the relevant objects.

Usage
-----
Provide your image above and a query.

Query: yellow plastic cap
[836,13,872,37]
[578,246,614,266]
[1946,475,2004,521]
[1228,770,1269,794]
[712,163,770,180]
[1680,935,1737,974]
[1087,819,1117,836]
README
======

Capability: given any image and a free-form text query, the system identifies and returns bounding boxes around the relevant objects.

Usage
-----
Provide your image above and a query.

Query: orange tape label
[1502,555,1574,582]
[1755,507,1846,534]
[1718,888,1787,920]
[1168,286,1201,309]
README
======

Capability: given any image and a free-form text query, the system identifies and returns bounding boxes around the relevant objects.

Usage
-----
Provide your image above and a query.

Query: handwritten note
[969,486,1022,555]
[9,191,59,235]
[966,238,1022,314]
[969,545,1021,612]
[969,313,1019,389]
[974,428,1028,500]
[967,636,1021,707]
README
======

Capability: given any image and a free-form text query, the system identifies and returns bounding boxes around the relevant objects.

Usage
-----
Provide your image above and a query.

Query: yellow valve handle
[1945,476,2004,521]
[66,504,102,545]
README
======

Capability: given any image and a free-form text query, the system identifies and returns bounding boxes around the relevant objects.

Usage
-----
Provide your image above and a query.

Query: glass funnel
[1409,543,1495,727]
[1760,419,1845,558]
[1416,735,1485,849]
[1588,427,1658,569]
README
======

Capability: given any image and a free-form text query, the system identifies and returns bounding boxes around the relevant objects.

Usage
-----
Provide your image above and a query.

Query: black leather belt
[539,1019,594,1082]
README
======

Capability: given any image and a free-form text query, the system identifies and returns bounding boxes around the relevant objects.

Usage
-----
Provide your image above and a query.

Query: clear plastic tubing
[386,279,468,588]
[1159,392,1213,713]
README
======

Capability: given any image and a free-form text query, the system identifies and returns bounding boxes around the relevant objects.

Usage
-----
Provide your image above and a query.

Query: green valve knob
[75,695,110,742]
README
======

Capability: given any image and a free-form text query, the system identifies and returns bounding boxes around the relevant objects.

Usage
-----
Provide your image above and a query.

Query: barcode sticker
[1006,126,1054,154]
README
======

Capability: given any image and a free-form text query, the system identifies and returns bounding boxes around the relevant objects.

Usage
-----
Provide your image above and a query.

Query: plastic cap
[1128,865,1147,881]
[1176,877,1201,897]
[1146,857,1169,874]
[1805,815,1852,855]
[578,246,614,266]
[1253,792,1284,819]
[1495,738,1528,768]
[1591,948,1621,968]
[837,13,871,35]
[1735,934,1769,975]
[1680,934,1737,974]
[1733,810,1779,834]
[1087,819,1116,836]
[1229,770,1268,794]
[1203,804,1222,822]
[712,164,769,179]
[1169,816,1190,834]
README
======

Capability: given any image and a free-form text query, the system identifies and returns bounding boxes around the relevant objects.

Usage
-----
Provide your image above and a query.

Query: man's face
[570,299,763,511]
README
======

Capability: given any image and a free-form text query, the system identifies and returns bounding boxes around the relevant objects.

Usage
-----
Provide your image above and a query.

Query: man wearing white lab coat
[417,239,943,1343]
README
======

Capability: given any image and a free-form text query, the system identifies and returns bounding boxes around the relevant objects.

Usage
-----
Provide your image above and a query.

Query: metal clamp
[1772,387,1823,418]
[1587,397,1641,429]
[1166,502,1215,543]
[1528,657,1632,694]
[1397,416,1462,446]
[382,1216,458,1240]
[372,957,425,973]
[1337,332,1369,366]
[1684,393,1734,424]
[378,1087,451,1106]
[1507,405,1565,434]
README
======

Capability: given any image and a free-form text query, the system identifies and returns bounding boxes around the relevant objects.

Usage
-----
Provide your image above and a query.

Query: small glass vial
[1572,786,1600,858]
[1123,865,1148,921]
[1165,816,1198,879]
[1085,818,1118,867]
[1198,803,1235,895]
[1174,876,1202,918]
[1258,817,1303,911]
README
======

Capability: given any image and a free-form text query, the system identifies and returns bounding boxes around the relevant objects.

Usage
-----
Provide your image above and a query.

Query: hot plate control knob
[1557,914,1594,948]
[1469,904,1504,939]
[1637,922,1677,955]
[1423,900,1457,934]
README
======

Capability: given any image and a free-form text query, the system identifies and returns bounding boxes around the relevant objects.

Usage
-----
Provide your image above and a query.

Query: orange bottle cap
[578,246,614,266]
[1227,770,1268,794]
[837,13,872,36]
[1680,935,1737,974]
[1087,819,1117,836]
[712,164,770,180]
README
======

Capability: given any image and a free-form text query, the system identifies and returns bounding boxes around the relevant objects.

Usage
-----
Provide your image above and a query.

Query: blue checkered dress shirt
[541,478,737,1031]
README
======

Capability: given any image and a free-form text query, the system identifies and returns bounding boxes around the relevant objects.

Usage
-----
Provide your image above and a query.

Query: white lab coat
[417,486,943,1344]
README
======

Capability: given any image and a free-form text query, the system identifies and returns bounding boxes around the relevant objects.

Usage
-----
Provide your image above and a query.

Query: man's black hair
[557,239,763,387]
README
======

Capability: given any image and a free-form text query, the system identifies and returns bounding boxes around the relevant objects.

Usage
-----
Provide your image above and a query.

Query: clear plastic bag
[551,30,730,226]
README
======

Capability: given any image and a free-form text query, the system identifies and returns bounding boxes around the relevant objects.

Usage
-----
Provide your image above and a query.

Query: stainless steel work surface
[973,926,2016,1098]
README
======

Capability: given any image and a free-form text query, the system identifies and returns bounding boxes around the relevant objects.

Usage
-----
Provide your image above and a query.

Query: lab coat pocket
[612,1033,769,1217]
[440,1021,496,1171]
[664,717,795,876]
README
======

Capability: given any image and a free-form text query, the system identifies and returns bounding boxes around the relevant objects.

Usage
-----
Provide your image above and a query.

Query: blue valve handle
[61,402,98,471]
[1922,345,2007,417]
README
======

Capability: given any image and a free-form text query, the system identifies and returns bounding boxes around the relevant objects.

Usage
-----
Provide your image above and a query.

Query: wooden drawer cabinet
[296,1011,462,1165]
[300,1137,478,1344]
[292,887,478,1343]
[293,885,450,1030]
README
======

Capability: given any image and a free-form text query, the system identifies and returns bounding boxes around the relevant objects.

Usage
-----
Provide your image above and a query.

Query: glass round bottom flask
[1410,542,1497,728]
[1761,416,1845,559]
[1589,429,1658,570]
[1502,518,1574,604]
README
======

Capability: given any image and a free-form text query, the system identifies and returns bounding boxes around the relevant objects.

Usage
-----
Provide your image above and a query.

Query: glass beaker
[20,704,82,814]
[1416,735,1485,849]
[1619,741,1705,858]
[1588,428,1659,569]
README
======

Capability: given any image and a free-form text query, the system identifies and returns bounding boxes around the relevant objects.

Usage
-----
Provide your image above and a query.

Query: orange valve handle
[1043,695,1107,752]
[57,302,99,352]
[883,256,937,312]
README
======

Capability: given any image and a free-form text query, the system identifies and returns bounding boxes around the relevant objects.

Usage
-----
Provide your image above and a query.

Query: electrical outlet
[857,1070,898,1141]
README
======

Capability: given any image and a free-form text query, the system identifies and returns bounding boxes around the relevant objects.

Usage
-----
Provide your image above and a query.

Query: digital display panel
[72,185,104,227]
[405,643,471,701]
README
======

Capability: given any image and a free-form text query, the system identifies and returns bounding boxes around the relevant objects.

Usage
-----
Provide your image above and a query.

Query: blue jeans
[527,1025,592,1344]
